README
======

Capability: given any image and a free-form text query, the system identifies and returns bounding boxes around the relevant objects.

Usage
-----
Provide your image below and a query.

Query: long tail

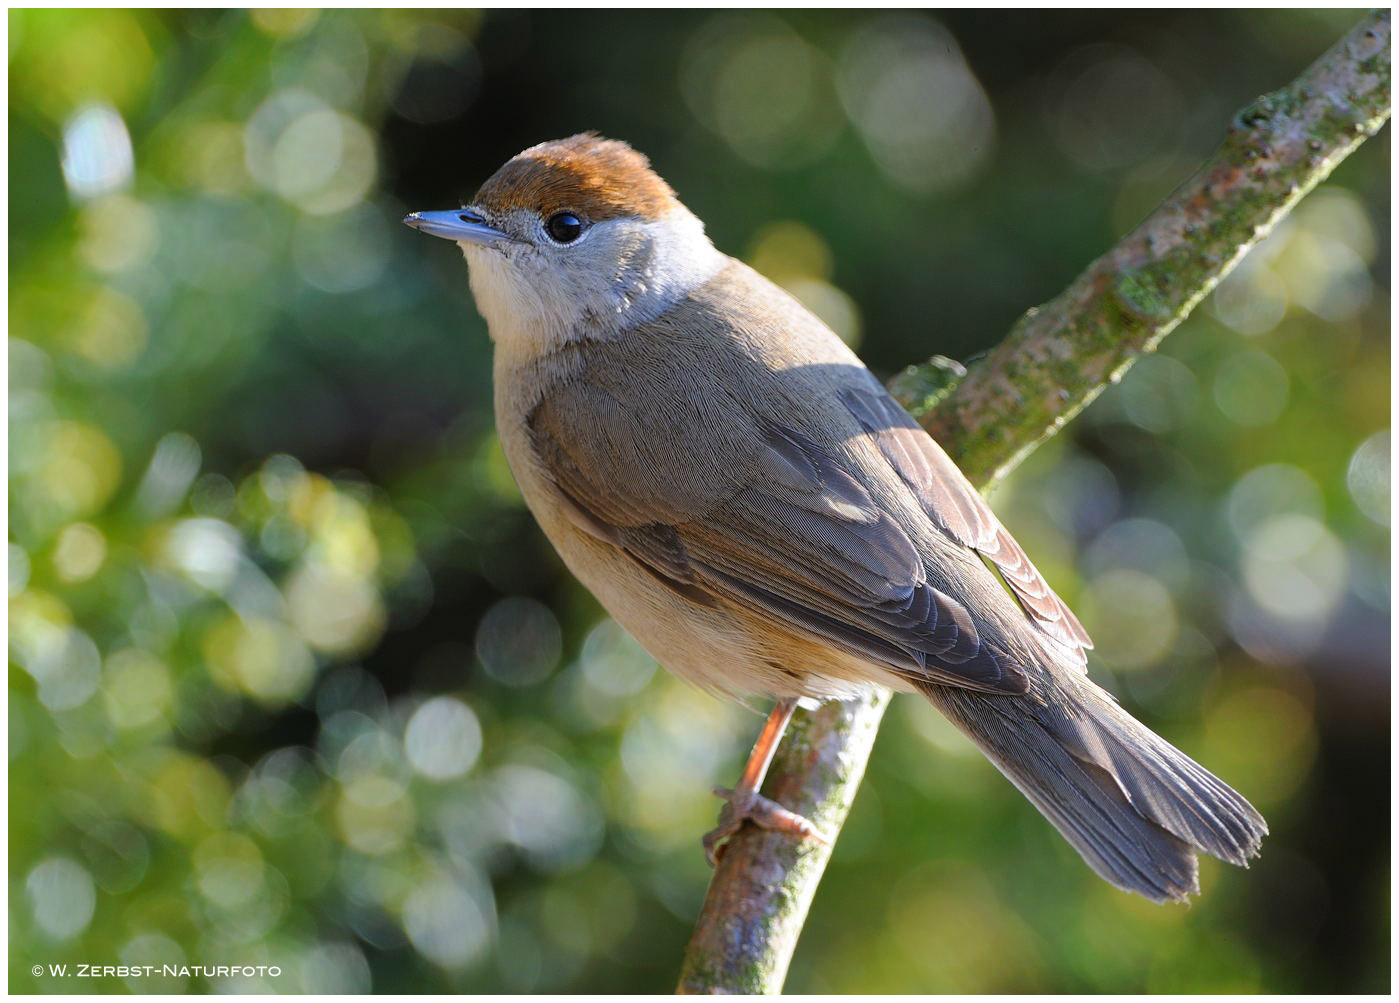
[919,675,1267,903]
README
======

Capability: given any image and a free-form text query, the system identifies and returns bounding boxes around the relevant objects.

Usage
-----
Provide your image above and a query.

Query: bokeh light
[838,15,996,195]
[1049,46,1184,173]
[681,13,843,169]
[475,596,562,687]
[1346,430,1390,526]
[27,858,98,941]
[60,104,134,199]
[404,697,483,780]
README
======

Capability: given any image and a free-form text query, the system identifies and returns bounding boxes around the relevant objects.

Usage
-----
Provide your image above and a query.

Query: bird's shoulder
[525,258,878,514]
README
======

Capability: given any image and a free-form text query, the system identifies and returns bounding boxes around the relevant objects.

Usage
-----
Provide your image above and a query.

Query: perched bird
[404,134,1266,902]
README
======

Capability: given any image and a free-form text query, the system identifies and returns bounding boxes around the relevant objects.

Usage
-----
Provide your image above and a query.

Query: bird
[403,133,1266,903]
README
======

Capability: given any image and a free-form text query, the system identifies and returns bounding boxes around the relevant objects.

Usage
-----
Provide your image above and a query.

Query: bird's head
[405,134,725,352]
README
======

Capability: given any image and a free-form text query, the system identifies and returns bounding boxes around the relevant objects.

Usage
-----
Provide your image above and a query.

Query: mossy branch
[676,11,1389,995]
[906,10,1391,484]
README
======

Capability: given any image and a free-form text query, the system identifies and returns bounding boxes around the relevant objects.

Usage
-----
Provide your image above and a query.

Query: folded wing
[529,382,1029,693]
[840,385,1093,666]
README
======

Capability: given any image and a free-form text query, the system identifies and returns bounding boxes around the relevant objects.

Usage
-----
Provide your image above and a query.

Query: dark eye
[546,211,584,244]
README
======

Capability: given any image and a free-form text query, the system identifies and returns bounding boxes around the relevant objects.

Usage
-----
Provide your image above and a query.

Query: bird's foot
[702,785,828,866]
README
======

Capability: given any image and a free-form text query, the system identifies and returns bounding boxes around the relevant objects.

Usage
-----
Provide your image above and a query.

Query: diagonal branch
[676,10,1389,995]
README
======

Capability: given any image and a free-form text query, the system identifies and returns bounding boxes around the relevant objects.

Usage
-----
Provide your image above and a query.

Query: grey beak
[403,208,512,245]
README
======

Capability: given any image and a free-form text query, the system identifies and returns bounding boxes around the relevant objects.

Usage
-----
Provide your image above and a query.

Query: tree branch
[676,10,1389,995]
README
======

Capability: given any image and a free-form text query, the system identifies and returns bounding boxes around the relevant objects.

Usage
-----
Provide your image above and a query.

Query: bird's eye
[546,211,585,244]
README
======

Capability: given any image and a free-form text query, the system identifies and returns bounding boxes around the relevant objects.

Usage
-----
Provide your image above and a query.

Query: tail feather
[922,677,1267,903]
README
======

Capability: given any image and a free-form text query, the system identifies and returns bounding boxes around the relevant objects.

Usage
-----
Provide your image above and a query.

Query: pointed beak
[403,208,512,246]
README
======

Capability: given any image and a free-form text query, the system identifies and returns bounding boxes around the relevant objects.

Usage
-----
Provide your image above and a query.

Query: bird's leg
[703,696,829,865]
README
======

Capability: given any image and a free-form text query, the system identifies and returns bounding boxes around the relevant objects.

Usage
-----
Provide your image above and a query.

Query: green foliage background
[9,9,1389,993]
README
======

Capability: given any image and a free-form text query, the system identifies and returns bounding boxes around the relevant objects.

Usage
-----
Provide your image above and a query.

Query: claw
[702,785,829,866]
[701,697,830,866]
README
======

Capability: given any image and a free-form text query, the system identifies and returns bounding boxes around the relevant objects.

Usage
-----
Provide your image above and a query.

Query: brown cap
[472,133,681,223]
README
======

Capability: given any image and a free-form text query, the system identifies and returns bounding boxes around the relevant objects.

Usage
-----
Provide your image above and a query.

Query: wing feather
[528,391,1026,694]
[840,385,1094,663]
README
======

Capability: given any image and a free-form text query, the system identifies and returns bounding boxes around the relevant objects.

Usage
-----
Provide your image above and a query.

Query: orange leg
[702,697,829,865]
